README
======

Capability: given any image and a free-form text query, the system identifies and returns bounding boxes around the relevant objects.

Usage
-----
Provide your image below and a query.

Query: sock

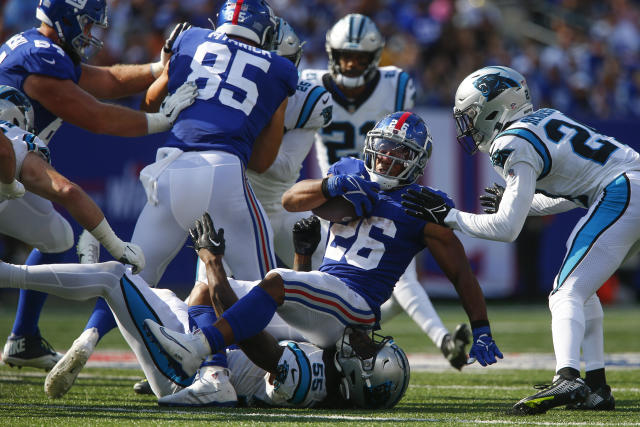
[188,305,227,368]
[557,366,580,380]
[10,249,65,336]
[585,368,607,390]
[84,297,118,342]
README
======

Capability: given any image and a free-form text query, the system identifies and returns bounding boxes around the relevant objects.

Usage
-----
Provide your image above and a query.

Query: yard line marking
[1,403,640,425]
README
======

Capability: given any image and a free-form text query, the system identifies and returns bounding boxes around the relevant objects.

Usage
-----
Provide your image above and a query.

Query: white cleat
[77,230,100,264]
[158,366,237,407]
[143,319,208,378]
[45,327,99,398]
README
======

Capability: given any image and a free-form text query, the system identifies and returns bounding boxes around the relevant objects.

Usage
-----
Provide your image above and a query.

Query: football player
[301,14,470,369]
[144,112,502,382]
[0,214,409,410]
[402,66,635,413]
[0,0,196,369]
[46,0,298,398]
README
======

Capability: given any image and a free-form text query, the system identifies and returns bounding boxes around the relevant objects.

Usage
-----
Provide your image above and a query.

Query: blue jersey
[319,158,454,319]
[0,29,81,142]
[164,28,298,166]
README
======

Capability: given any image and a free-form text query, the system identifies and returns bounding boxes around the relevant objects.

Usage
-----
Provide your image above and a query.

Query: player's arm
[191,213,284,373]
[292,216,321,272]
[529,193,579,216]
[24,74,195,136]
[140,63,169,113]
[0,132,16,183]
[78,63,156,100]
[282,178,329,212]
[248,97,288,173]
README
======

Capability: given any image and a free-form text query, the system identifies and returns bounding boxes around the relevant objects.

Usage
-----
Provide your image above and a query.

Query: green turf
[0,300,639,425]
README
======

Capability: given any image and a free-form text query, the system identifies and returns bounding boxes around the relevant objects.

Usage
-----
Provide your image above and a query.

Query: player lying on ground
[402,65,630,413]
[143,111,502,383]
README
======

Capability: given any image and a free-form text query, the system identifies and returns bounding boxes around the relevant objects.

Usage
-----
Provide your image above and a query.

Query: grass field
[0,298,639,425]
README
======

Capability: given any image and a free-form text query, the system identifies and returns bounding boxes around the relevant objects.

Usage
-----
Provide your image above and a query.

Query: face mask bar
[71,12,108,59]
[454,107,481,155]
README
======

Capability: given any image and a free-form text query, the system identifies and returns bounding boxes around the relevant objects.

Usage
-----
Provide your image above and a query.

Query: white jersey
[0,120,49,176]
[247,79,333,210]
[491,108,640,208]
[301,66,416,174]
[228,340,328,408]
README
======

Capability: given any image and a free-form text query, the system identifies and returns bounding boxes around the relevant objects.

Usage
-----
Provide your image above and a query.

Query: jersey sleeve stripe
[497,128,553,180]
[394,72,410,112]
[286,342,312,405]
[295,86,327,129]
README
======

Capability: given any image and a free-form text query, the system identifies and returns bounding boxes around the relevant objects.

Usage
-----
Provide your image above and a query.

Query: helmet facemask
[69,11,108,60]
[272,18,304,67]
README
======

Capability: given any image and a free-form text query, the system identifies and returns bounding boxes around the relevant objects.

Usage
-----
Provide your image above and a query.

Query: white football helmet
[454,66,533,154]
[272,17,304,67]
[334,328,410,409]
[326,14,384,89]
[0,85,35,132]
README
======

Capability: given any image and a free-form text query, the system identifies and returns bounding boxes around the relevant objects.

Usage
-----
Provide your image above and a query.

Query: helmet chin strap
[335,74,365,89]
[370,173,399,190]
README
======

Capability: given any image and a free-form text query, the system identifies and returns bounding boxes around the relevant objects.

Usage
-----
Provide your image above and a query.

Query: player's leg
[0,192,73,370]
[514,173,640,414]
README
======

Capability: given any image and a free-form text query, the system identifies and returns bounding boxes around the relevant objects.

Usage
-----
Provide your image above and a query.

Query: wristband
[321,177,331,199]
[146,112,169,134]
[150,62,164,79]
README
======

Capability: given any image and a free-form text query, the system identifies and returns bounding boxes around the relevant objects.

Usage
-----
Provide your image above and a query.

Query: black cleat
[441,323,471,370]
[133,378,153,395]
[567,385,615,411]
[513,376,590,415]
[1,333,63,371]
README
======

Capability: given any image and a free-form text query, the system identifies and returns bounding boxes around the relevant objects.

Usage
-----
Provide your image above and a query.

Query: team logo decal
[473,73,519,101]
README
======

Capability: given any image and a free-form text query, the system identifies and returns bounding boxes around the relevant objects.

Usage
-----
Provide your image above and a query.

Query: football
[312,196,358,223]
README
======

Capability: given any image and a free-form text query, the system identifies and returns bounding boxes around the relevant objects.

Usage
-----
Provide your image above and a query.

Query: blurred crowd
[1,0,639,118]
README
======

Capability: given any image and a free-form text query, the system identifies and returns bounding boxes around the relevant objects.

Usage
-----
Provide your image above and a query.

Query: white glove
[107,241,146,274]
[0,179,25,201]
[146,82,198,134]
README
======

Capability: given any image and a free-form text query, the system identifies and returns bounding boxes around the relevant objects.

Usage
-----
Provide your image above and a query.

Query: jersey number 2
[544,119,619,165]
[188,42,271,116]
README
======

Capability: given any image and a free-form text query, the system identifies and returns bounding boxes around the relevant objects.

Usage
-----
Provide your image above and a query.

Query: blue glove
[324,174,380,217]
[469,326,503,366]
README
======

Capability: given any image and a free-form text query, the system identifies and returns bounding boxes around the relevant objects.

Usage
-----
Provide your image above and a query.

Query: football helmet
[363,111,432,190]
[454,66,533,154]
[326,14,384,88]
[215,0,277,50]
[334,328,410,409]
[0,86,35,132]
[272,18,303,67]
[36,0,108,60]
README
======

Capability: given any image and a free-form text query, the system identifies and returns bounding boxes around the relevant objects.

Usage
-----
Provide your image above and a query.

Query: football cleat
[143,319,208,378]
[512,375,589,415]
[45,328,99,398]
[133,378,153,395]
[1,333,63,370]
[157,366,237,407]
[77,230,100,264]
[566,385,615,411]
[440,323,471,370]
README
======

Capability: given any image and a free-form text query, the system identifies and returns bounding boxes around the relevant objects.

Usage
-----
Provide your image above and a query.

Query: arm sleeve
[444,162,537,242]
[260,128,315,182]
[529,193,579,216]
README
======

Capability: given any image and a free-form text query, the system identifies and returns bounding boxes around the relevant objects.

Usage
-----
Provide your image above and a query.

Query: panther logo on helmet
[473,73,520,102]
[0,85,35,132]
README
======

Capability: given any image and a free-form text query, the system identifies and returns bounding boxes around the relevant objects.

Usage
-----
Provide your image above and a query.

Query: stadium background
[0,0,639,303]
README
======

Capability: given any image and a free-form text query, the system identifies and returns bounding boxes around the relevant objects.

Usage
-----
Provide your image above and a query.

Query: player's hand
[189,212,225,255]
[479,183,505,214]
[468,326,503,366]
[0,179,25,201]
[161,22,191,65]
[323,174,380,217]
[401,187,451,225]
[160,82,198,125]
[292,215,321,256]
[116,242,146,274]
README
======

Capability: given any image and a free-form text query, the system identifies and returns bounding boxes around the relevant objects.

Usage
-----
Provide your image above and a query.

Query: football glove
[147,82,198,133]
[292,215,321,256]
[322,174,380,217]
[161,22,191,65]
[468,326,503,367]
[479,183,505,214]
[401,187,451,225]
[0,179,25,201]
[189,212,225,255]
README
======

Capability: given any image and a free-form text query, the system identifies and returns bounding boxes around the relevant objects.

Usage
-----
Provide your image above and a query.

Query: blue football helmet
[272,18,304,67]
[363,111,432,190]
[0,85,35,132]
[36,0,108,59]
[215,0,277,50]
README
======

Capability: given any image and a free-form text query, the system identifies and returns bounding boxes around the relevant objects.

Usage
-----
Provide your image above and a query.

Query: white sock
[582,294,605,371]
[90,218,125,259]
[550,293,585,372]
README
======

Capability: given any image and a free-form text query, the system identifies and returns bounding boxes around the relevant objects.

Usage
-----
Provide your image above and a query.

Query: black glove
[292,215,321,256]
[189,212,225,255]
[479,183,505,214]
[401,187,452,225]
[161,22,191,64]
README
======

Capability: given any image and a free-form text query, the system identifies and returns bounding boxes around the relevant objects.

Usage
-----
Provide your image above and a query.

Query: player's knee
[188,281,210,307]
[259,272,285,306]
[37,216,74,253]
[55,179,84,205]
